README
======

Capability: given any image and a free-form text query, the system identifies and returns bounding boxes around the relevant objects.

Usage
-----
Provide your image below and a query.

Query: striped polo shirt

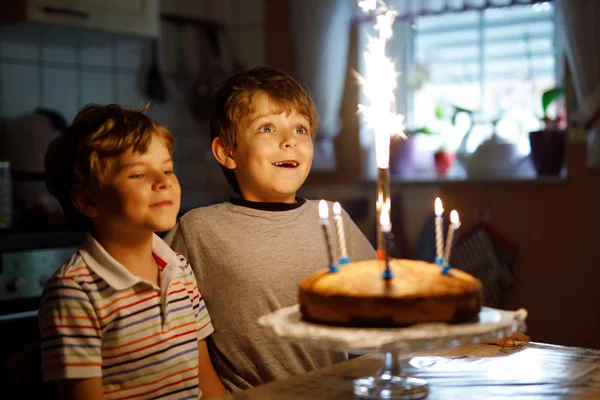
[39,233,214,400]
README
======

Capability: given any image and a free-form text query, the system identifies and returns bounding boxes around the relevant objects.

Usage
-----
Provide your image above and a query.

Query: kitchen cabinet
[0,0,160,38]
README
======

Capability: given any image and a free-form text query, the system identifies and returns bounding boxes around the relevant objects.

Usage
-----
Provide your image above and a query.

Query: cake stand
[258,306,527,399]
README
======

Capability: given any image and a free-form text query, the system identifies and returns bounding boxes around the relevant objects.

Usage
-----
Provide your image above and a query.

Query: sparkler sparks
[356,0,405,169]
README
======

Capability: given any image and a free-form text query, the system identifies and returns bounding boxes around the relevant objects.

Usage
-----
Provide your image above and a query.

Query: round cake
[299,259,483,327]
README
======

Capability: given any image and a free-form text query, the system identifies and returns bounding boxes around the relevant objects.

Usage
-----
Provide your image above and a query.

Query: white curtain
[555,0,600,168]
[291,0,353,171]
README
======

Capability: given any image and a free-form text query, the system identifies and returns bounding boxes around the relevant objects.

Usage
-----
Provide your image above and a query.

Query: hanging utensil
[145,39,167,103]
[173,22,189,91]
[190,25,228,122]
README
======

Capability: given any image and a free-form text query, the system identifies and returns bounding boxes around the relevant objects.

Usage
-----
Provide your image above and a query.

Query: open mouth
[272,160,299,168]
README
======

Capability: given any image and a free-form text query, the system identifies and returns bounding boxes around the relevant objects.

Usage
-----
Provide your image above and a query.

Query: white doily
[258,305,527,352]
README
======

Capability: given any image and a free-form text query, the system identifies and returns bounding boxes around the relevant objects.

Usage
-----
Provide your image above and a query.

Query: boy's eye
[295,126,309,135]
[258,124,274,133]
[164,170,174,176]
[129,173,145,179]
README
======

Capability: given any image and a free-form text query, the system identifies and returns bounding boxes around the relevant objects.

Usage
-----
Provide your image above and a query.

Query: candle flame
[357,0,406,170]
[435,197,444,216]
[319,200,329,220]
[450,210,461,227]
[333,201,342,216]
[379,202,392,232]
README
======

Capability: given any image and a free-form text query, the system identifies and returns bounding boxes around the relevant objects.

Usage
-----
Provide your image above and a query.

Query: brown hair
[45,103,174,231]
[210,66,319,193]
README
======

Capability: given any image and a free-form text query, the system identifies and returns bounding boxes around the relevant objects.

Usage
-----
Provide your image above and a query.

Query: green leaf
[451,106,474,126]
[542,87,564,116]
[414,126,437,135]
[434,106,444,120]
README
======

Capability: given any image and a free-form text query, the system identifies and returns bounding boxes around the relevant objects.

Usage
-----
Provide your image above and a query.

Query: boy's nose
[281,132,297,149]
[153,171,172,189]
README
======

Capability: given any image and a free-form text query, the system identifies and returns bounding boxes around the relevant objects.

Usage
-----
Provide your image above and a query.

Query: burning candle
[319,200,339,273]
[333,202,350,264]
[442,210,461,274]
[380,203,393,279]
[434,198,444,265]
[379,203,392,234]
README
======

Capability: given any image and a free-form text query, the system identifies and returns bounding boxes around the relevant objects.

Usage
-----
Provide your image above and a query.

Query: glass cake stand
[258,306,527,399]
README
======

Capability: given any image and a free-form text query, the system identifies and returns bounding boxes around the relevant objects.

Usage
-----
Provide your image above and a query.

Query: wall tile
[116,39,147,70]
[81,71,114,106]
[42,67,78,123]
[116,71,147,108]
[145,96,178,129]
[1,38,40,60]
[1,64,40,117]
[80,32,114,67]
[42,35,77,65]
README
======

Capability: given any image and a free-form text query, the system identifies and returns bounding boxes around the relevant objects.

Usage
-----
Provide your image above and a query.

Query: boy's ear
[212,137,237,170]
[72,188,100,219]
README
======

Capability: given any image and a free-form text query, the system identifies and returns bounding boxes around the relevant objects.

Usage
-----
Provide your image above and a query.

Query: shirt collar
[79,232,183,291]
[229,196,306,211]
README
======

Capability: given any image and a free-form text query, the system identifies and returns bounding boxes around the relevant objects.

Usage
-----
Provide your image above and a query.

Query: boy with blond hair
[40,104,226,399]
[165,67,376,392]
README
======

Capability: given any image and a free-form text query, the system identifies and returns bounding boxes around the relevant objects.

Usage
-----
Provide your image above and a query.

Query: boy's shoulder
[179,202,230,224]
[44,249,93,289]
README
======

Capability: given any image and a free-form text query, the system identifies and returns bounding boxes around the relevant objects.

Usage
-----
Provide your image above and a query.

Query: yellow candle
[443,210,461,266]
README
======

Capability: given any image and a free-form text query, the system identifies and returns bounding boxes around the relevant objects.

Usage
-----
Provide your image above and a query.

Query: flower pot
[434,151,455,176]
[390,137,416,176]
[529,129,565,175]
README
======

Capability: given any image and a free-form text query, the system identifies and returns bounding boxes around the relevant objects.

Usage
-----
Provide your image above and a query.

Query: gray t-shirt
[164,199,375,392]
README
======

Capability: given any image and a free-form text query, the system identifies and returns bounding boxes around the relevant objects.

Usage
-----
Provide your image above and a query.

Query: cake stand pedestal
[258,306,527,399]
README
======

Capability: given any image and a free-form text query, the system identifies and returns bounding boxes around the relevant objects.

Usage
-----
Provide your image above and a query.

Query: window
[412,3,556,155]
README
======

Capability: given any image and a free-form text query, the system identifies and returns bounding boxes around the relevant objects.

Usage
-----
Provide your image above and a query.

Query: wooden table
[224,342,600,399]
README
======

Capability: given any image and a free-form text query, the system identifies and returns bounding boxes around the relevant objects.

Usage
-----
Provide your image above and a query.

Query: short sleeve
[38,276,102,381]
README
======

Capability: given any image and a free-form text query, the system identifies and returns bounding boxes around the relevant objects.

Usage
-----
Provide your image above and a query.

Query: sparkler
[357,0,405,260]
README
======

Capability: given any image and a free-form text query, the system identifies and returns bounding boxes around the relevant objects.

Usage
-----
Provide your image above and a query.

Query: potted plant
[389,126,435,176]
[432,105,474,176]
[529,87,566,175]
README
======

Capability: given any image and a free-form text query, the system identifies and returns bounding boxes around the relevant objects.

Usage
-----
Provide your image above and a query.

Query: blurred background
[0,0,598,369]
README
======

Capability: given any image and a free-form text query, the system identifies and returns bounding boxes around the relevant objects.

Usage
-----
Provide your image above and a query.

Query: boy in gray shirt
[165,67,375,392]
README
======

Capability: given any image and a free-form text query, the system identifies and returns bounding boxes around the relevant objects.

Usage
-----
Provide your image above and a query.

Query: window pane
[411,3,556,154]
[415,10,479,31]
[485,38,554,58]
[485,21,553,41]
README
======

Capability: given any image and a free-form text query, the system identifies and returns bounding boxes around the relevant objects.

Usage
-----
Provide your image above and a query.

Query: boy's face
[87,134,181,235]
[230,93,314,203]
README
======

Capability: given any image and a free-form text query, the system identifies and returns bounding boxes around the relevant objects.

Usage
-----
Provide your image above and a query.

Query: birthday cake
[299,259,483,327]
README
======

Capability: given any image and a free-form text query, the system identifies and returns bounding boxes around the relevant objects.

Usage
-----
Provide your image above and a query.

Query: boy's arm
[39,274,103,392]
[198,339,227,398]
[57,378,104,400]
